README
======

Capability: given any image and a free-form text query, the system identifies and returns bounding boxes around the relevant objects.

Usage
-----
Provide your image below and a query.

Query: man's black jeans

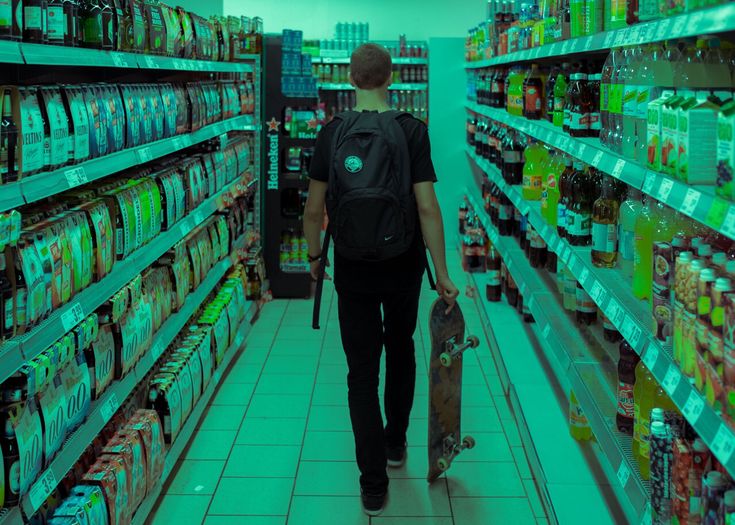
[337,286,421,495]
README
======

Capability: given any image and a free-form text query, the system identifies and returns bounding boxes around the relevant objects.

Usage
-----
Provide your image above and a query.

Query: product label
[19,89,45,174]
[525,87,541,113]
[570,111,590,131]
[23,6,41,30]
[617,382,634,417]
[487,269,501,286]
[557,203,567,229]
[716,111,734,200]
[576,286,596,313]
[567,210,591,236]
[523,174,542,192]
[592,222,617,253]
[503,151,521,164]
[600,83,609,113]
[622,85,639,117]
[0,0,11,26]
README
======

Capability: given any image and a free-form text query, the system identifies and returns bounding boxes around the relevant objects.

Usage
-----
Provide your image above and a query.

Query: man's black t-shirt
[309,112,438,293]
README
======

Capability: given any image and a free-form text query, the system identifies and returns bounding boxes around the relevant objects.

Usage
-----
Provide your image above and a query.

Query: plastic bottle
[650,420,673,523]
[553,66,569,128]
[523,63,544,120]
[486,246,502,302]
[591,176,620,268]
[619,187,642,279]
[569,389,593,441]
[567,162,592,247]
[567,72,590,137]
[600,48,621,147]
[632,362,655,466]
[522,141,546,200]
[609,47,629,154]
[636,43,670,165]
[557,156,574,239]
[588,73,601,137]
[632,196,655,300]
[546,64,560,123]
[616,340,640,435]
[621,46,642,160]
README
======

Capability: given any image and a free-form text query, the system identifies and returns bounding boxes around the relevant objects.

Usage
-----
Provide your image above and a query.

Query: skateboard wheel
[437,457,450,471]
[462,436,476,449]
[440,353,452,367]
[467,335,480,349]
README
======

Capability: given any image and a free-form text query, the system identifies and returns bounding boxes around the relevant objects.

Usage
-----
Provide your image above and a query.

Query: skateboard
[427,298,480,482]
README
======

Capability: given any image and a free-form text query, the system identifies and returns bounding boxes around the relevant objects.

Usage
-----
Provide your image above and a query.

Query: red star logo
[307,117,318,130]
[267,117,281,132]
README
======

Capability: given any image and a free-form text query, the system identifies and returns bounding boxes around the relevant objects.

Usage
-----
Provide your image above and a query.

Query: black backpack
[326,110,416,261]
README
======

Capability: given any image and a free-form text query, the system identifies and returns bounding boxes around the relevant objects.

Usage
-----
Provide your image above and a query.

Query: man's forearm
[419,209,449,279]
[303,211,323,257]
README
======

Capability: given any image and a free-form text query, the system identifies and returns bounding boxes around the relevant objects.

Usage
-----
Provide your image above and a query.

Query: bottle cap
[693,438,708,452]
[650,421,666,436]
[700,268,717,282]
[698,244,712,257]
[727,260,735,275]
[678,251,694,263]
[712,252,727,267]
[707,471,726,487]
[690,259,705,272]
[651,407,665,422]
[570,73,587,80]
[715,278,733,292]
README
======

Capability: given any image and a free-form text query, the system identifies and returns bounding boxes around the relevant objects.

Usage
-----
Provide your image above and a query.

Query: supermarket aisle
[150,258,548,524]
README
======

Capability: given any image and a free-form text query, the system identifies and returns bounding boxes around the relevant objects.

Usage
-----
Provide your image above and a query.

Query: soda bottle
[491,68,506,108]
[546,63,560,123]
[619,187,642,279]
[486,245,501,302]
[569,389,593,441]
[523,63,544,120]
[502,130,524,185]
[588,73,601,137]
[616,340,640,435]
[610,47,629,153]
[568,72,590,137]
[528,226,547,269]
[600,48,621,147]
[557,156,574,239]
[522,141,546,201]
[506,272,518,307]
[621,46,643,160]
[541,153,561,228]
[466,115,477,147]
[591,175,620,268]
[632,362,656,475]
[632,196,655,300]
[575,281,597,325]
[498,195,513,236]
[553,65,569,128]
[567,162,592,247]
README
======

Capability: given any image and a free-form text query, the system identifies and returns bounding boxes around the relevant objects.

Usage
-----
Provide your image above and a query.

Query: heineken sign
[266,117,280,191]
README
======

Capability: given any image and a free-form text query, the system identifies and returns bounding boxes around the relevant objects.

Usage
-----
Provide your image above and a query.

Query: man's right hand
[436,275,459,313]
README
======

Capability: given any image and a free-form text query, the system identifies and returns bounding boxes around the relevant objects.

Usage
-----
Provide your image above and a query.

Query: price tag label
[682,390,705,424]
[680,188,701,216]
[657,178,674,203]
[628,26,642,45]
[172,59,184,71]
[617,462,630,488]
[583,37,594,51]
[234,331,244,348]
[520,282,528,297]
[29,468,58,511]
[61,302,85,332]
[613,31,627,47]
[151,341,164,361]
[671,16,686,36]
[721,206,735,239]
[603,32,615,49]
[100,393,120,423]
[712,424,735,464]
[560,245,571,264]
[611,159,626,180]
[640,503,652,525]
[591,150,604,167]
[528,296,535,311]
[590,280,606,304]
[110,52,130,68]
[172,137,184,151]
[655,19,672,42]
[64,166,88,188]
[542,324,551,339]
[179,221,192,239]
[144,56,160,69]
[577,144,587,159]
[622,316,643,350]
[579,266,590,286]
[607,298,625,327]
[663,364,682,395]
[642,344,659,370]
[643,171,657,194]
[137,147,152,164]
[193,210,205,226]
[561,40,571,55]
[687,12,704,31]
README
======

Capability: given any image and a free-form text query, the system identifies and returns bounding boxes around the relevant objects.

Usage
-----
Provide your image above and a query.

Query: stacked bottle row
[467,38,735,200]
[466,0,729,62]
[279,229,309,272]
[0,78,256,184]
[0,134,254,341]
[312,63,428,85]
[0,0,263,58]
[462,191,735,525]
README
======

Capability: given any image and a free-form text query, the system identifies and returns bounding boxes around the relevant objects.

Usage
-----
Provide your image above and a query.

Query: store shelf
[466,189,648,522]
[0,183,24,215]
[317,82,427,90]
[466,147,735,478]
[312,56,427,65]
[18,231,249,516]
[131,300,257,525]
[465,3,735,68]
[0,174,253,383]
[466,102,735,241]
[17,43,255,72]
[6,114,256,212]
[0,39,23,64]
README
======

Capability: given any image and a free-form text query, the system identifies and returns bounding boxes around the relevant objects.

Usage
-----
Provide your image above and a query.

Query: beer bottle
[616,340,640,434]
[0,0,21,40]
[62,0,78,46]
[556,156,573,239]
[498,195,513,237]
[23,0,46,43]
[528,225,547,269]
[486,245,501,302]
[46,0,64,44]
[575,281,597,325]
[0,90,18,183]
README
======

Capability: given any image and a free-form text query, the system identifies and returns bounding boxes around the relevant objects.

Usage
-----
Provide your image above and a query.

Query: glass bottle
[616,340,640,434]
[523,63,544,120]
[46,0,64,44]
[0,90,18,183]
[567,161,592,247]
[486,245,501,302]
[591,176,620,268]
[557,156,573,238]
[0,0,21,40]
[502,130,524,185]
[23,0,45,42]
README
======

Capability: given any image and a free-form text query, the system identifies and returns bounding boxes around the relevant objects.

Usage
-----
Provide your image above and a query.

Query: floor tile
[235,417,307,446]
[454,432,514,463]
[536,518,550,525]
[294,461,360,496]
[211,381,256,405]
[208,477,293,515]
[183,430,237,461]
[380,478,451,517]
[494,395,514,420]
[486,374,506,396]
[204,517,286,525]
[166,460,225,495]
[447,461,526,497]
[316,363,349,384]
[199,404,247,431]
[255,374,315,395]
[301,431,354,461]
[307,405,353,432]
[406,419,428,445]
[512,446,533,479]
[287,496,368,525]
[503,418,523,447]
[312,382,348,405]
[262,355,319,375]
[149,494,211,525]
[524,478,547,517]
[462,383,494,407]
[388,447,429,479]
[223,445,301,477]
[247,394,312,419]
[463,406,503,433]
[224,364,263,384]
[451,497,536,524]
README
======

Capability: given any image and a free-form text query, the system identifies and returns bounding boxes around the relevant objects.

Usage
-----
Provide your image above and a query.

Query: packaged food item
[1,398,43,503]
[66,485,110,525]
[38,86,71,171]
[159,360,193,423]
[60,350,92,433]
[724,293,735,423]
[100,444,135,518]
[147,374,182,443]
[81,459,124,525]
[143,2,166,56]
[128,409,165,484]
[38,372,68,467]
[677,94,719,185]
[114,294,153,378]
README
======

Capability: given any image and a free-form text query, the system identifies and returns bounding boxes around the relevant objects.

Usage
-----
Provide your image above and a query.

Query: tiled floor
[151,260,548,524]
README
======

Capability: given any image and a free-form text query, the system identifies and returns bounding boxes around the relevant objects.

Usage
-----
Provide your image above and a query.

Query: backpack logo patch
[344,156,363,174]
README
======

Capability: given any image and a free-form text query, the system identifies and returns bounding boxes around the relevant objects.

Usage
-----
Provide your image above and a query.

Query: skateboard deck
[427,298,479,482]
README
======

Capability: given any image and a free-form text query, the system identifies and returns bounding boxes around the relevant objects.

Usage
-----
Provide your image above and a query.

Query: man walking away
[303,42,459,516]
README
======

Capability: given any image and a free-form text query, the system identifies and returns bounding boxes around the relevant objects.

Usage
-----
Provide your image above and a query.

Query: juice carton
[717,100,735,201]
[661,94,684,176]
[647,90,674,172]
[678,93,720,185]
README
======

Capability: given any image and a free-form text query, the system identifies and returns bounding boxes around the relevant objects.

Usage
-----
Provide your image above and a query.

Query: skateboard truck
[436,434,476,472]
[439,335,480,367]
